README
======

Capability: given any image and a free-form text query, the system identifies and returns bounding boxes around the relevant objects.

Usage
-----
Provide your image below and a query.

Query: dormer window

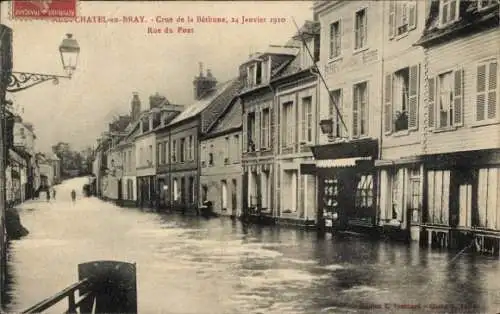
[301,40,314,69]
[261,58,270,84]
[439,0,460,27]
[247,64,256,88]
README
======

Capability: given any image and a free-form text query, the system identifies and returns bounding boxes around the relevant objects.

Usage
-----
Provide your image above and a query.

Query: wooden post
[67,291,76,314]
[78,260,137,314]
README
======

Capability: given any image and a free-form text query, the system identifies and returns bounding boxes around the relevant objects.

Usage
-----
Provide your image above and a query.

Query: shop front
[302,138,378,235]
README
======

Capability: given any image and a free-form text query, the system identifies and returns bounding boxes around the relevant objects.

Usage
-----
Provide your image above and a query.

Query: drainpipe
[268,83,276,220]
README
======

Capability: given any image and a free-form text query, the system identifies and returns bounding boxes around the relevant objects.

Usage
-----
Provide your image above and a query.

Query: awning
[317,157,371,169]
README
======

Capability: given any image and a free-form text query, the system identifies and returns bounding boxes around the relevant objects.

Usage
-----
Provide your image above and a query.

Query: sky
[1,1,313,153]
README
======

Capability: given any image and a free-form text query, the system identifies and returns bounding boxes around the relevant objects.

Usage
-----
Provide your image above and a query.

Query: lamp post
[0,26,79,309]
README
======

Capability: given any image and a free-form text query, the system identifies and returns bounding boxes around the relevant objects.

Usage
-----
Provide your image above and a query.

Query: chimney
[193,63,218,100]
[131,92,141,122]
[149,92,167,109]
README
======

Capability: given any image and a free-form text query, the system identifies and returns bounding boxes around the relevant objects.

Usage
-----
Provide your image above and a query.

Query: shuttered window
[242,113,247,153]
[476,60,498,122]
[354,8,367,50]
[389,1,417,38]
[329,21,341,59]
[434,68,463,129]
[426,170,450,225]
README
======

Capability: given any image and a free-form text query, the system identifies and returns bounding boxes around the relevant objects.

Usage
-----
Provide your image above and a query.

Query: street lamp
[59,33,80,78]
[6,33,80,92]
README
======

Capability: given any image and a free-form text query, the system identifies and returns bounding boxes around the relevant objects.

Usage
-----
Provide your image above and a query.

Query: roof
[168,79,238,126]
[415,1,499,47]
[201,77,244,134]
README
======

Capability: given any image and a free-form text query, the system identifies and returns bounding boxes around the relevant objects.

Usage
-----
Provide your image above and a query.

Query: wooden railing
[21,278,93,314]
[21,260,137,314]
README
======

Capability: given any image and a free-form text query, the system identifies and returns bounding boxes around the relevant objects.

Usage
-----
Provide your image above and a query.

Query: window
[426,170,450,225]
[438,72,453,129]
[180,177,185,204]
[476,60,498,122]
[172,140,177,162]
[256,62,262,85]
[428,69,463,129]
[247,64,256,88]
[261,108,270,149]
[282,101,294,147]
[148,145,152,165]
[202,185,208,202]
[161,142,167,164]
[225,137,230,164]
[189,177,195,204]
[301,96,313,143]
[247,112,256,151]
[173,178,179,201]
[354,8,367,50]
[282,170,297,213]
[231,179,237,212]
[233,135,240,162]
[188,136,193,160]
[180,138,185,162]
[152,112,161,129]
[300,40,314,69]
[261,58,269,84]
[329,21,341,59]
[389,1,417,38]
[128,151,132,171]
[209,144,214,166]
[439,0,460,26]
[477,167,500,229]
[385,66,419,133]
[409,168,421,223]
[139,147,143,166]
[221,180,228,210]
[157,143,162,165]
[329,89,343,137]
[353,82,368,137]
[355,174,373,210]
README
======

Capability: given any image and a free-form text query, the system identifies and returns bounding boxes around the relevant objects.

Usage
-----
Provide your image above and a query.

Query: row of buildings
[92,0,500,253]
[4,109,62,206]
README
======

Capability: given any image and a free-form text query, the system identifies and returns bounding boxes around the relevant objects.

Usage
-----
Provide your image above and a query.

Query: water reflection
[4,179,500,314]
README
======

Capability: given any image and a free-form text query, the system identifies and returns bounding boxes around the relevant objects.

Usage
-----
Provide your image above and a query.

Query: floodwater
[4,177,500,314]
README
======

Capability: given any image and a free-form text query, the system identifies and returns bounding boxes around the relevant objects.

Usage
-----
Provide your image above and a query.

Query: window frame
[353,7,368,52]
[439,0,460,28]
[261,107,270,149]
[282,101,295,148]
[474,58,499,125]
[352,81,369,138]
[329,19,342,60]
[329,88,343,138]
[300,95,313,144]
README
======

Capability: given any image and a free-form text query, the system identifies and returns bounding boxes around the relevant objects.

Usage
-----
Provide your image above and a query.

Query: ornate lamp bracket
[6,71,71,93]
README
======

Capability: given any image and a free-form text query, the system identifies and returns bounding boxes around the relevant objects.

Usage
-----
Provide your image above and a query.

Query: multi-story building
[375,0,427,241]
[414,0,500,251]
[199,90,243,217]
[156,66,241,213]
[272,21,320,227]
[240,45,300,224]
[12,116,39,199]
[134,93,183,208]
[310,0,384,233]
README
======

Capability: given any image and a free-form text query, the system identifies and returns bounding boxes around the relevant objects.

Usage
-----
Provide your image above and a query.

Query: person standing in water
[52,188,56,200]
[71,189,76,203]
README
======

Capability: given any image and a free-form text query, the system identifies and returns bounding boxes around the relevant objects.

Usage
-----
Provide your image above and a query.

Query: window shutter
[408,1,417,30]
[384,74,393,134]
[353,86,359,137]
[255,110,261,151]
[242,113,247,152]
[453,68,464,126]
[269,107,274,150]
[476,64,487,121]
[389,1,396,38]
[487,61,498,119]
[428,77,436,129]
[409,64,420,130]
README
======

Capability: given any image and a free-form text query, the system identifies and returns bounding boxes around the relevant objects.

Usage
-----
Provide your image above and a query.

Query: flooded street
[4,178,500,314]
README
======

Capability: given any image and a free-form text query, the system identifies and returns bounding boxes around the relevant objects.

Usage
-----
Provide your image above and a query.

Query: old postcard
[0,1,499,313]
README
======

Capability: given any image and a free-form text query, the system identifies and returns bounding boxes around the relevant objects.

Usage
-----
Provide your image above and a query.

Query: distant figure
[52,188,56,200]
[71,190,76,203]
[46,191,50,202]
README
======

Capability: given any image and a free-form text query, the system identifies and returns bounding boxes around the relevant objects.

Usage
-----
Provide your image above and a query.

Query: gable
[208,98,242,135]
